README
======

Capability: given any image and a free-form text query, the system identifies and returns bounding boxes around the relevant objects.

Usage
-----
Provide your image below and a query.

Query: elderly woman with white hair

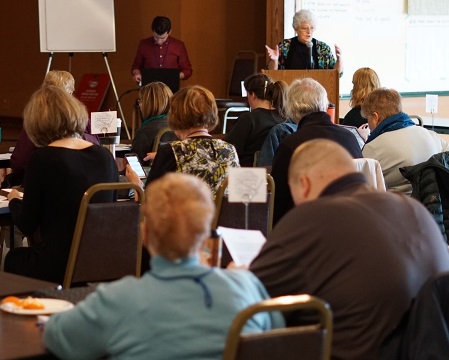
[43,172,283,360]
[270,77,362,225]
[265,9,343,74]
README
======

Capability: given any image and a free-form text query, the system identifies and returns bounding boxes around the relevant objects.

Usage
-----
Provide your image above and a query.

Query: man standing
[271,78,362,225]
[131,16,193,84]
[251,139,449,360]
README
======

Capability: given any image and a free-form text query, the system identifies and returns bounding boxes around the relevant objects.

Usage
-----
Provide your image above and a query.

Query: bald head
[288,139,356,204]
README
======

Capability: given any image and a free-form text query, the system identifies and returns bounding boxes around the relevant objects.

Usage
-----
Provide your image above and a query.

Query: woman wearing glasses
[265,9,343,74]
[131,82,178,166]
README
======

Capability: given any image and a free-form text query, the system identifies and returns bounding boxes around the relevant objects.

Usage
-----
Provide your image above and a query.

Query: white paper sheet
[217,226,266,267]
[91,111,117,135]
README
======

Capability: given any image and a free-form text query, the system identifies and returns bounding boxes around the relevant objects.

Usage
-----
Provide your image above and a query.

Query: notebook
[141,68,180,93]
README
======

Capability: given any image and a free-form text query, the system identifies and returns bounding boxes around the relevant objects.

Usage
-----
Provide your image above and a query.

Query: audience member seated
[256,118,297,167]
[43,173,283,359]
[224,73,287,166]
[4,70,99,188]
[127,85,240,197]
[4,85,118,283]
[341,67,381,128]
[250,139,449,360]
[131,81,178,166]
[271,78,362,225]
[361,88,449,195]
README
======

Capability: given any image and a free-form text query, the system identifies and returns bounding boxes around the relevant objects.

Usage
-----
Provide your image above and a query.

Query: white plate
[0,298,74,315]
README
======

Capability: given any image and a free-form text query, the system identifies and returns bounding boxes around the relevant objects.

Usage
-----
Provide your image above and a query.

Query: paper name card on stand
[227,167,267,203]
[426,94,438,114]
[91,111,117,135]
[217,226,266,267]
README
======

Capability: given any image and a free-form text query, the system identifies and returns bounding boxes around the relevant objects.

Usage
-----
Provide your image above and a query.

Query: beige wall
[339,96,449,121]
[0,1,266,131]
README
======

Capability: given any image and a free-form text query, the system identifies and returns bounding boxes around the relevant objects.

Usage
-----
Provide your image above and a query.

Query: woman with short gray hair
[266,9,343,74]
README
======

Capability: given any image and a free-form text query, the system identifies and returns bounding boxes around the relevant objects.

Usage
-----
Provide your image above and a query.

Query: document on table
[217,226,266,267]
[0,188,23,199]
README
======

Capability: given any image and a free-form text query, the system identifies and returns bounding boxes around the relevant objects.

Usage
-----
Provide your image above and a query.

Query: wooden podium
[262,69,340,120]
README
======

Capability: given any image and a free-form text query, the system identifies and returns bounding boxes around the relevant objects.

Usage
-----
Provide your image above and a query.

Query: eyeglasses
[298,27,315,33]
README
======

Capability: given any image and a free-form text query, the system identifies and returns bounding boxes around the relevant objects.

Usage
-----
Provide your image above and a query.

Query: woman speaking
[266,9,343,74]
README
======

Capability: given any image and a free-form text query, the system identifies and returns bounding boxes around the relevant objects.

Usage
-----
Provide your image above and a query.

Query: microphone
[115,88,140,112]
[306,41,314,69]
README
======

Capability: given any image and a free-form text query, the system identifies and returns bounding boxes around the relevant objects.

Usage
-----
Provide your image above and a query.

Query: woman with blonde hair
[6,70,97,188]
[131,82,177,165]
[41,70,75,94]
[5,85,118,282]
[342,67,381,127]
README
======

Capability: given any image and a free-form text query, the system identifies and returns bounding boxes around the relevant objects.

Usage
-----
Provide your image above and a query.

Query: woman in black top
[225,73,288,166]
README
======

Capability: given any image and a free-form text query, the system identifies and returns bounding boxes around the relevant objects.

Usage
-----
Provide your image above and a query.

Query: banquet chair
[396,272,449,359]
[400,151,449,243]
[152,126,178,152]
[216,50,262,133]
[222,106,250,134]
[62,182,144,289]
[212,174,274,267]
[222,294,333,360]
[353,158,386,190]
[410,114,423,126]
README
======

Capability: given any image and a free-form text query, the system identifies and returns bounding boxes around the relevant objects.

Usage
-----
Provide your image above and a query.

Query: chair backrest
[63,182,144,289]
[353,158,386,191]
[222,294,333,360]
[222,106,250,134]
[213,175,275,267]
[228,50,261,100]
[152,126,178,152]
[410,114,423,126]
[397,272,449,360]
[400,151,449,243]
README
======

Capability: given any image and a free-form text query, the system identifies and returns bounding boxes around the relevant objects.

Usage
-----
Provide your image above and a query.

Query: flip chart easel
[45,53,131,140]
[38,0,131,138]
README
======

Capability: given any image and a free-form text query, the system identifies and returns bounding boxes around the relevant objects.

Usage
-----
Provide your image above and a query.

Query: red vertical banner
[74,74,111,114]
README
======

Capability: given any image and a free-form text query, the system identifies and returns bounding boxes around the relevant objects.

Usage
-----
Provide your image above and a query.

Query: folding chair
[152,126,178,152]
[223,294,333,360]
[62,182,144,289]
[216,50,263,133]
[213,174,275,267]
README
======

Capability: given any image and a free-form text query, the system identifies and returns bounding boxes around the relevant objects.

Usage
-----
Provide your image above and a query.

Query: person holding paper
[224,73,288,166]
[362,88,449,195]
[4,85,118,283]
[131,16,193,83]
[251,139,449,360]
[265,9,343,75]
[43,172,282,360]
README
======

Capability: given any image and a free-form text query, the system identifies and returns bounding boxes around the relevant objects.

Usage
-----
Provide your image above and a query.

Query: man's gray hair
[286,78,329,123]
